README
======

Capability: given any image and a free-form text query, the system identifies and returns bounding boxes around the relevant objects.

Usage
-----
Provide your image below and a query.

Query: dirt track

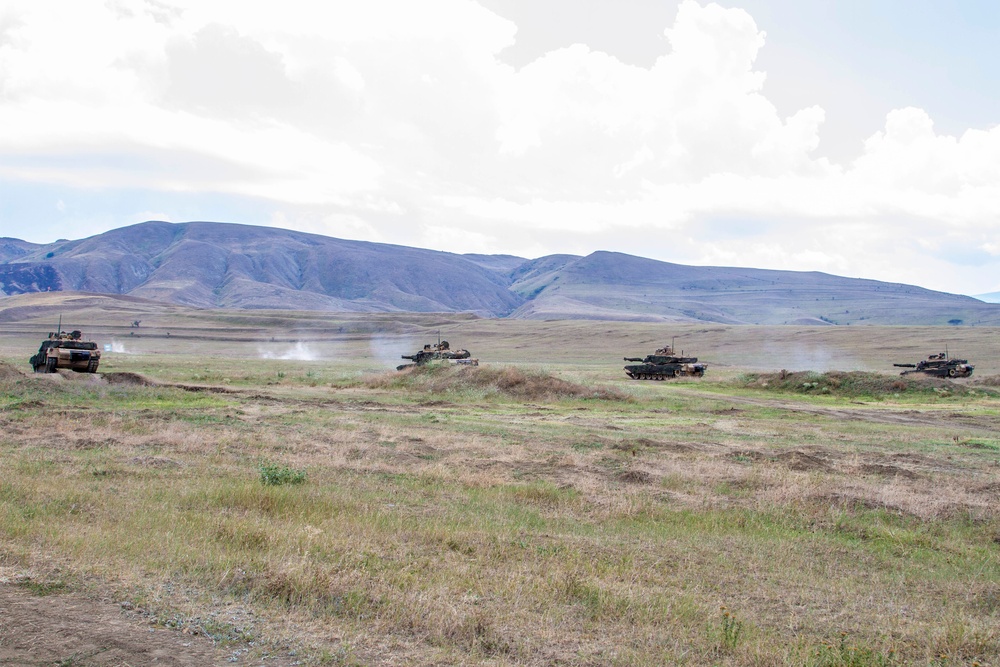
[0,582,274,667]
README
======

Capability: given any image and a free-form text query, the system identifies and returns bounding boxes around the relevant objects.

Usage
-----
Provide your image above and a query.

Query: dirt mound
[774,450,833,472]
[809,492,909,515]
[0,361,25,381]
[617,469,654,484]
[858,463,921,480]
[368,364,631,401]
[735,370,981,397]
[102,372,157,386]
[973,374,1000,388]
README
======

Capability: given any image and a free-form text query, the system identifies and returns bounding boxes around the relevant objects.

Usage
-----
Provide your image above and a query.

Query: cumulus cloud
[0,0,997,294]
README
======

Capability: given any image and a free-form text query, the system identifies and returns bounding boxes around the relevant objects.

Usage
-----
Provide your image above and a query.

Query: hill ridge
[2,221,998,325]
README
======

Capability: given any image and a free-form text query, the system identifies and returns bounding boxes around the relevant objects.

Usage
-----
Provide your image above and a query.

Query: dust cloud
[757,343,862,372]
[257,342,319,361]
[368,334,417,369]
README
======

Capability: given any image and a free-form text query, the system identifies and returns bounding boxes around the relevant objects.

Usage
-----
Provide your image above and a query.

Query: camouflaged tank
[29,330,101,374]
[624,343,706,380]
[397,340,478,371]
[893,352,973,378]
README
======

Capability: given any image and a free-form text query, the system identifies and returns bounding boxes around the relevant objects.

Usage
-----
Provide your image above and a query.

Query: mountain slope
[508,251,1000,326]
[2,221,999,325]
[2,221,525,316]
[0,238,42,262]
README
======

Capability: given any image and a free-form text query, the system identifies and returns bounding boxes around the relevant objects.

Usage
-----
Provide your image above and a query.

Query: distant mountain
[0,238,43,262]
[975,291,1000,304]
[2,221,999,325]
[507,251,1000,325]
[0,222,523,316]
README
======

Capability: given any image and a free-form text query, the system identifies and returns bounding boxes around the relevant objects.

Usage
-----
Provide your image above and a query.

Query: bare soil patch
[0,581,288,667]
[101,371,158,386]
[858,462,923,479]
[973,374,1000,387]
[773,449,834,473]
[0,361,25,381]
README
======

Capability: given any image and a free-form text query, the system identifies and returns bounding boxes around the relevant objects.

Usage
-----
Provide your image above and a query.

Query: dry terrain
[1,293,998,666]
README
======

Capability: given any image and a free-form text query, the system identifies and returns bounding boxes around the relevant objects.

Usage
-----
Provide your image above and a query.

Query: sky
[0,0,998,296]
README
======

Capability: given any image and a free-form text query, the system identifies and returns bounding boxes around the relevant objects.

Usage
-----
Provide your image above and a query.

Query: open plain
[1,293,999,666]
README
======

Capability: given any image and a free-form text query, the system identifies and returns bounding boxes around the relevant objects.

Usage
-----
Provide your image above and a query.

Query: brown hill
[1,222,523,316]
[2,221,999,325]
[508,251,1000,326]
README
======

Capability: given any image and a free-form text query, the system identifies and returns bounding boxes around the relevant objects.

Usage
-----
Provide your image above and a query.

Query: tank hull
[624,362,705,380]
[396,358,478,371]
[899,363,974,378]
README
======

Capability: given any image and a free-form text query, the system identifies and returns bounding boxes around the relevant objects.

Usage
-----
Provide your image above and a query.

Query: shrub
[258,462,306,486]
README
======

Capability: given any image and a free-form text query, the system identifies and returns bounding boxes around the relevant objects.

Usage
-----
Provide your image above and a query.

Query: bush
[258,462,306,486]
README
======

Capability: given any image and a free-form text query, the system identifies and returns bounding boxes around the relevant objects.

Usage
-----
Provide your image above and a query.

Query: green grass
[1,316,999,665]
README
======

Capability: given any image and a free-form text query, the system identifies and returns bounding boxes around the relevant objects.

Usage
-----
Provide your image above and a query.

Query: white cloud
[0,0,997,295]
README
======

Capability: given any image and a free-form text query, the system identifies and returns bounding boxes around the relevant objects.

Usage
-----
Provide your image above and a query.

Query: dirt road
[0,581,294,667]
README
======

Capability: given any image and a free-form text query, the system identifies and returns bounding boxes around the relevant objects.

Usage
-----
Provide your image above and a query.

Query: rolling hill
[0,222,522,316]
[2,220,998,325]
[507,251,1000,325]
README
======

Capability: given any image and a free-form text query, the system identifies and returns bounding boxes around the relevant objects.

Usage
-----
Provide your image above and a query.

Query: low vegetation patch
[367,363,630,401]
[2,322,999,666]
[258,461,307,486]
[735,370,992,398]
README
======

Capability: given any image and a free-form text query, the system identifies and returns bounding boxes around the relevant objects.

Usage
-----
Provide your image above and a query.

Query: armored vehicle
[624,343,706,380]
[397,340,478,371]
[30,330,101,373]
[893,352,973,378]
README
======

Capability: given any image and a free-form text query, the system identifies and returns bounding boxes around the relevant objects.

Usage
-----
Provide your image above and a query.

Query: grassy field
[1,294,999,665]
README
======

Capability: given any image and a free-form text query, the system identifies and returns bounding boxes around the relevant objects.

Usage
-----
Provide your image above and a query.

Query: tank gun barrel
[893,363,917,368]
[624,357,644,362]
[401,354,417,361]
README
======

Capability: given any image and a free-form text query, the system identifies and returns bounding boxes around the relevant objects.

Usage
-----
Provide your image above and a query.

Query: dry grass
[1,303,1000,666]
[3,367,999,666]
[735,369,998,398]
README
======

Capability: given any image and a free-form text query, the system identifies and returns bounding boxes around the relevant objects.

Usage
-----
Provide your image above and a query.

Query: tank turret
[623,343,706,380]
[893,351,973,378]
[397,340,478,371]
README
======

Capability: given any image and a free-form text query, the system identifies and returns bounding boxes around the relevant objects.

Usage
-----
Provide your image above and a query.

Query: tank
[624,343,706,380]
[893,352,974,378]
[29,330,101,374]
[397,340,478,371]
